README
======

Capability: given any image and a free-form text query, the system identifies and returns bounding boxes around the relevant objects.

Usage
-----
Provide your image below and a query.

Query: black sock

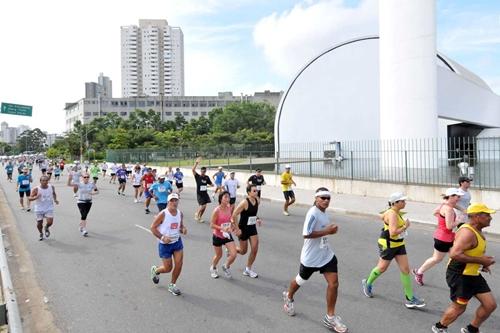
[435,322,447,329]
[466,324,478,333]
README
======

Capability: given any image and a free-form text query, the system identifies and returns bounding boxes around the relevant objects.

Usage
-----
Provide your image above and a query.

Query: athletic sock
[466,324,479,333]
[400,272,414,300]
[366,267,381,285]
[435,322,447,329]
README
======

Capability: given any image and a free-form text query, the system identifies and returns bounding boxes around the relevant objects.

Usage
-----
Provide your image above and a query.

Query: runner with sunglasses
[68,172,99,237]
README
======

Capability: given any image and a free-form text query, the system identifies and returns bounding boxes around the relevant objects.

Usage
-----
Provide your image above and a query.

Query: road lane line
[135,224,151,234]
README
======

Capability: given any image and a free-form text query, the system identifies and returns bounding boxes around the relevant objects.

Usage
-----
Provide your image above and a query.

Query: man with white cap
[361,192,425,309]
[281,164,296,216]
[223,171,240,209]
[432,203,497,333]
[150,193,187,296]
[282,187,348,333]
[149,175,173,212]
[413,188,463,286]
[212,166,226,200]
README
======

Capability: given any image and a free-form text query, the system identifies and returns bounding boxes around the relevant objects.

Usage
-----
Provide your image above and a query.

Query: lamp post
[80,127,95,163]
[160,92,164,122]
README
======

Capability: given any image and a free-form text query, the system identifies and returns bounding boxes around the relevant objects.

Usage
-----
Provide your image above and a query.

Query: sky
[1,0,500,134]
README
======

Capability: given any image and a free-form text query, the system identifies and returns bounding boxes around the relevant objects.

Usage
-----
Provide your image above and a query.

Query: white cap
[388,192,407,204]
[445,188,464,197]
[158,174,166,179]
[167,193,179,202]
[218,166,223,170]
[285,164,291,169]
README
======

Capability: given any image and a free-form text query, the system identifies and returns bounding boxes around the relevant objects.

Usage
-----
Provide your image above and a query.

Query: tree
[16,128,47,152]
[210,102,275,134]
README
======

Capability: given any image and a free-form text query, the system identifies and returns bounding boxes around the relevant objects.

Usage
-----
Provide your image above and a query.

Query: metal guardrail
[0,227,23,332]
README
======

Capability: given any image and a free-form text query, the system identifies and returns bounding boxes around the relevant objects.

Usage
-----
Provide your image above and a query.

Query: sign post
[1,103,33,117]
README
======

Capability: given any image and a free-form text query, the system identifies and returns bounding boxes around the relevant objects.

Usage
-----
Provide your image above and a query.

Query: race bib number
[247,216,257,226]
[158,186,166,193]
[256,185,261,191]
[200,185,207,191]
[176,179,183,183]
[398,230,409,239]
[319,236,329,249]
[170,223,179,230]
[22,180,29,185]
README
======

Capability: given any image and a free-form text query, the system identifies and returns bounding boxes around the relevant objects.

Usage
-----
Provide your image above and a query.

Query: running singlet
[447,224,486,276]
[239,198,258,227]
[132,172,142,186]
[434,207,455,243]
[213,206,232,239]
[143,174,155,190]
[71,171,81,184]
[378,209,406,249]
[157,209,182,244]
[34,185,54,213]
[301,205,335,267]
[77,183,95,203]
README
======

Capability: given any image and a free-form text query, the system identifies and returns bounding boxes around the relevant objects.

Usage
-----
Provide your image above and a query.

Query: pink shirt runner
[433,205,456,243]
[213,205,232,239]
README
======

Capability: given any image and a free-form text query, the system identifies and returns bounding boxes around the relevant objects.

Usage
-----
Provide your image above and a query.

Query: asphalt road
[1,168,499,333]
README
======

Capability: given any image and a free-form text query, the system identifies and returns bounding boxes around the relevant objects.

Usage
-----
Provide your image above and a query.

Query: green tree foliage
[16,128,47,152]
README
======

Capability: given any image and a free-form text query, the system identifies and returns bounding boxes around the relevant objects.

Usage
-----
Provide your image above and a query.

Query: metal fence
[106,137,500,190]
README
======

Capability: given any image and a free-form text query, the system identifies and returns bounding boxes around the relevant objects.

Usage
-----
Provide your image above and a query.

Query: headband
[315,191,331,197]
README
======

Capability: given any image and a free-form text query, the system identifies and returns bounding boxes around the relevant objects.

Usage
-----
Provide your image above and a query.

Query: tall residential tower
[121,19,184,97]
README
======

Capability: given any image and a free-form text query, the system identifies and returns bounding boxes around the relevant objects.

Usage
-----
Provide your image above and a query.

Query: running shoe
[82,229,89,237]
[134,199,138,203]
[39,233,43,241]
[222,264,232,279]
[243,268,258,278]
[412,268,424,286]
[283,211,290,216]
[361,279,373,298]
[26,208,31,212]
[44,228,50,238]
[168,283,181,296]
[73,194,78,198]
[150,265,159,284]
[282,291,295,316]
[431,325,448,333]
[460,327,478,333]
[117,192,120,195]
[210,266,219,279]
[145,208,150,214]
[323,314,348,333]
[121,192,125,196]
[405,296,426,309]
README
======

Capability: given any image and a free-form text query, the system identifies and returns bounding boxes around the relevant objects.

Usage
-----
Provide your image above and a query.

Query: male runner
[281,165,296,216]
[5,161,14,182]
[28,175,59,241]
[150,175,173,212]
[223,171,240,209]
[116,163,128,195]
[248,168,266,199]
[16,167,32,211]
[212,166,226,200]
[173,167,184,193]
[141,168,155,214]
[192,157,213,222]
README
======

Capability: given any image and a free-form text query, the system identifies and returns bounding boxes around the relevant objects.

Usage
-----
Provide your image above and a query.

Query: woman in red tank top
[209,191,238,279]
[412,188,462,286]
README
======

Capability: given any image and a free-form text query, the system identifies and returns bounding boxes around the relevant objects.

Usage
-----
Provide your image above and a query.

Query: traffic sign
[1,102,32,117]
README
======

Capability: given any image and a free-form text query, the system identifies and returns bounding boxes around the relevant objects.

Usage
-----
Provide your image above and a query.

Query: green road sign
[1,102,32,117]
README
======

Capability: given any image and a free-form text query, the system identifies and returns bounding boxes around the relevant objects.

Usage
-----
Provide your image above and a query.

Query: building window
[84,112,91,116]
[138,101,146,107]
[174,112,181,115]
[147,101,154,106]
[183,112,189,116]
[201,112,207,116]
[192,112,198,116]
[208,102,216,107]
[120,112,127,116]
[182,102,189,107]
[191,102,198,107]
[165,102,172,107]
[165,112,172,116]
[93,112,99,116]
[173,102,180,107]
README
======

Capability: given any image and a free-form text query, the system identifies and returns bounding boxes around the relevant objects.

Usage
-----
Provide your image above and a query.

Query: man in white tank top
[150,193,187,296]
[28,175,59,241]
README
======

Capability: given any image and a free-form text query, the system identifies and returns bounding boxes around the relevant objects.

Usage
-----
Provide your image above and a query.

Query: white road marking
[135,224,151,234]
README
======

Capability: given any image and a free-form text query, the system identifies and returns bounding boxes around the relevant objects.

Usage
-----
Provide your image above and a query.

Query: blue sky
[0,0,499,132]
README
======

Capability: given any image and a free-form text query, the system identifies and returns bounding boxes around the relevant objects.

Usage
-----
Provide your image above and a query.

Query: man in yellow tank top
[432,203,497,333]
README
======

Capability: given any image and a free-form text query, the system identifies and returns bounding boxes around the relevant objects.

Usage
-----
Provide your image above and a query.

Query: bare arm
[150,211,165,240]
[52,185,59,204]
[387,210,407,238]
[180,211,187,235]
[443,205,457,230]
[192,157,201,175]
[28,187,39,201]
[450,228,495,267]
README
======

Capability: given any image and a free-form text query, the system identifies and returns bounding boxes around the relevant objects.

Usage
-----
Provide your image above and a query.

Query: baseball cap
[444,188,464,197]
[218,166,223,170]
[158,175,166,179]
[167,193,180,202]
[285,164,291,169]
[229,171,235,174]
[467,203,496,215]
[388,192,407,204]
[458,176,472,183]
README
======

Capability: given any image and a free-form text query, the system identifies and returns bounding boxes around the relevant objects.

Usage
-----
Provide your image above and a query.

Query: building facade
[121,19,184,97]
[85,73,113,99]
[65,91,282,131]
[0,122,30,144]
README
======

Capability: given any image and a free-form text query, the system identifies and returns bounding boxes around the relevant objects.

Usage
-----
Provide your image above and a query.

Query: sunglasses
[83,176,90,179]
[319,196,331,200]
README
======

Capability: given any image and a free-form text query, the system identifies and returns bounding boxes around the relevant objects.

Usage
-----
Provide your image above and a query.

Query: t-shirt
[281,172,293,192]
[223,178,240,198]
[77,183,96,203]
[300,206,335,267]
[142,174,155,190]
[174,171,184,183]
[214,171,225,185]
[17,174,31,191]
[5,165,13,173]
[90,166,100,178]
[116,168,128,180]
[194,173,212,195]
[457,190,471,210]
[150,181,172,204]
[248,174,265,191]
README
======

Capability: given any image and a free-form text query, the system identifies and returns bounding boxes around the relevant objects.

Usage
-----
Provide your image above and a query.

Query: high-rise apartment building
[85,73,113,98]
[121,19,184,97]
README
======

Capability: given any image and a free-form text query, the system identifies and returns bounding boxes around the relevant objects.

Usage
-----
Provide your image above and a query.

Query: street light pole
[160,92,164,122]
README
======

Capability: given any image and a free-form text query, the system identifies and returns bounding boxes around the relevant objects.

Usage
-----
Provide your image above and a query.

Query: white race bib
[256,185,261,191]
[221,222,231,238]
[176,179,183,183]
[247,216,257,226]
[158,186,166,193]
[200,185,207,191]
[22,180,29,185]
[319,236,329,249]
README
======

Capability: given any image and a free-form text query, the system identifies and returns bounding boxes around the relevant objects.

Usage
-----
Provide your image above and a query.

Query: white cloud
[253,0,378,78]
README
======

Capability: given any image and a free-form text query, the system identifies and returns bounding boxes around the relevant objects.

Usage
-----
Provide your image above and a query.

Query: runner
[5,160,14,182]
[412,188,463,286]
[68,165,81,198]
[361,192,425,309]
[455,176,472,226]
[192,157,213,222]
[231,184,262,278]
[150,175,173,212]
[431,203,497,333]
[90,162,100,185]
[282,187,348,333]
[101,161,108,178]
[223,171,240,210]
[212,166,226,200]
[116,163,128,196]
[141,168,155,214]
[281,165,296,216]
[40,159,48,175]
[53,164,61,181]
[46,162,54,181]
[109,162,118,184]
[28,175,59,241]
[67,172,99,237]
[131,164,143,203]
[209,191,238,279]
[126,163,133,177]
[150,193,187,296]
[173,167,184,193]
[165,166,175,186]
[16,167,32,211]
[248,168,266,199]
[59,159,65,176]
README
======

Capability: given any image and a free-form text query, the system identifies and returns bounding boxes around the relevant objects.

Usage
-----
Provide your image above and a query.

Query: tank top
[157,209,181,244]
[132,172,142,185]
[378,208,406,249]
[447,224,487,276]
[213,205,232,239]
[72,171,81,184]
[433,205,455,243]
[77,183,95,203]
[239,198,258,227]
[34,185,54,213]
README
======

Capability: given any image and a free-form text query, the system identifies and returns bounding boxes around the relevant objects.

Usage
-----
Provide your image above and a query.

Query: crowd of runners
[1,155,497,332]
